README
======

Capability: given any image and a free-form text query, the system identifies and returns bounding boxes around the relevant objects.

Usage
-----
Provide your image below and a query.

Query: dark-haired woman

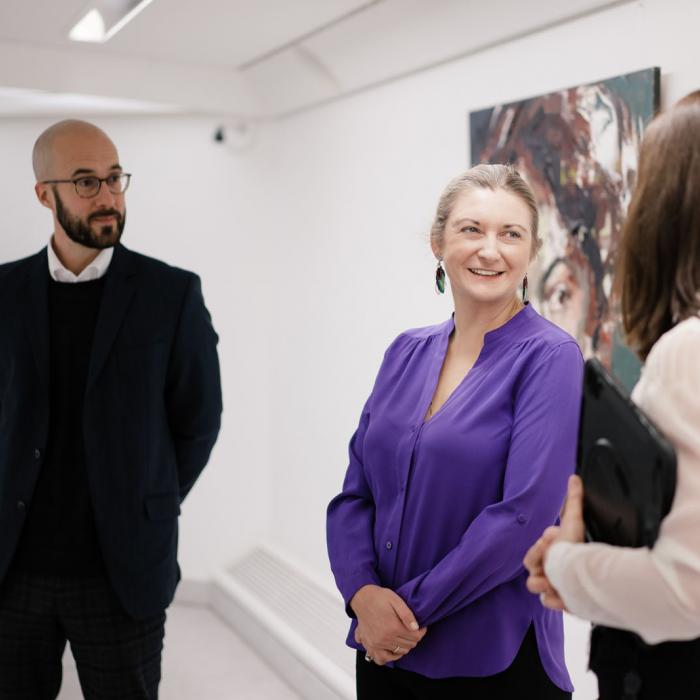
[525,95,700,699]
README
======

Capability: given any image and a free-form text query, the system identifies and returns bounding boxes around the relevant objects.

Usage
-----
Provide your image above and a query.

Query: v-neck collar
[422,304,536,425]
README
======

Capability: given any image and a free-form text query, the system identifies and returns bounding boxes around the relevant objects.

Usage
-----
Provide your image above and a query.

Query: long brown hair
[618,100,700,360]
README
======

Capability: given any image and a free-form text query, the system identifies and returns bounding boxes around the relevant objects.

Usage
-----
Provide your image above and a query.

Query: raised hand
[558,474,585,544]
[524,526,567,610]
[524,474,586,611]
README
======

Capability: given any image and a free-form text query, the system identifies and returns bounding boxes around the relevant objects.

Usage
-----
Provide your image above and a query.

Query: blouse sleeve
[326,395,382,615]
[395,340,584,628]
[544,320,700,645]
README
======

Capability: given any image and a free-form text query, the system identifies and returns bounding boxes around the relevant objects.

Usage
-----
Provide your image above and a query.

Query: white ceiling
[0,0,630,119]
[0,0,375,68]
[0,86,180,117]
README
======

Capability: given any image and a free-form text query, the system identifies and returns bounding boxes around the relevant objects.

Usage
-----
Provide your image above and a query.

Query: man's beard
[54,188,125,250]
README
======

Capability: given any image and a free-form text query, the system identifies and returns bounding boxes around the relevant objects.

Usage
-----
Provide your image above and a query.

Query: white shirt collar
[47,237,114,283]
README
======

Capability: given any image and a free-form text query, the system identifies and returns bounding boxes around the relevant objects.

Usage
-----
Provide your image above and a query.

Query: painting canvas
[469,68,660,390]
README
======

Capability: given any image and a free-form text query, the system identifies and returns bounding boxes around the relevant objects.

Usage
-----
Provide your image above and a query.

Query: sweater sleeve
[395,340,584,627]
[545,319,700,644]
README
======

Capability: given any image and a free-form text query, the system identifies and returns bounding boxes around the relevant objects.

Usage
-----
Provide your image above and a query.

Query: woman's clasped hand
[350,584,427,665]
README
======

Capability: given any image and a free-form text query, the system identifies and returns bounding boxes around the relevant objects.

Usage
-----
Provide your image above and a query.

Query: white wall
[258,0,700,581]
[6,0,696,586]
[0,116,271,581]
[248,1,698,695]
[2,1,699,695]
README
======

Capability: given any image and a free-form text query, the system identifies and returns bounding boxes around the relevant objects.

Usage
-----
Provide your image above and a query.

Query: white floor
[53,601,597,699]
[56,602,300,700]
[564,613,598,700]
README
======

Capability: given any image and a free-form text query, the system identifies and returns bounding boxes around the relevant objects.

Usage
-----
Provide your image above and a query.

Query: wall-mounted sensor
[212,121,256,150]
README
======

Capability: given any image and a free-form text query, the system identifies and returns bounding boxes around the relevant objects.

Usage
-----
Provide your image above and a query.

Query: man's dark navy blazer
[0,243,222,619]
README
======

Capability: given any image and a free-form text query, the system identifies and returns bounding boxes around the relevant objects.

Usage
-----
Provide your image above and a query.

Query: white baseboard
[179,547,355,700]
[178,553,599,700]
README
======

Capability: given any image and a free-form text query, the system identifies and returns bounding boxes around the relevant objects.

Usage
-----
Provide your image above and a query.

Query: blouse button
[385,541,393,550]
[516,514,527,525]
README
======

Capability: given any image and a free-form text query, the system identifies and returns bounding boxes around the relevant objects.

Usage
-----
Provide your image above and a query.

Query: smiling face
[435,187,533,309]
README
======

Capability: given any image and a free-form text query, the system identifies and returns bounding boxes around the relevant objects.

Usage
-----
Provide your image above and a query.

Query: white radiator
[211,547,355,700]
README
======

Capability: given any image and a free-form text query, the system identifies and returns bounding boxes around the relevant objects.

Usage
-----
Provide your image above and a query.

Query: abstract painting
[470,68,659,389]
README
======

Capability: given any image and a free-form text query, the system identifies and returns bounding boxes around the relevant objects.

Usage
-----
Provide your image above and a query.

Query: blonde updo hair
[430,164,540,257]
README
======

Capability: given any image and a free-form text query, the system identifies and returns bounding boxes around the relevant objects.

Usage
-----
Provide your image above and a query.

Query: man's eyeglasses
[40,173,132,199]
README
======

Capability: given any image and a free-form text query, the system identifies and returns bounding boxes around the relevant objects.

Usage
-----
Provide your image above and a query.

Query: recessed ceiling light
[69,9,106,42]
[69,0,156,43]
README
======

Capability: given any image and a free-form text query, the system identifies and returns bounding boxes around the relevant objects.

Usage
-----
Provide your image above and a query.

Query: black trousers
[591,626,700,700]
[356,624,570,700]
[0,571,166,700]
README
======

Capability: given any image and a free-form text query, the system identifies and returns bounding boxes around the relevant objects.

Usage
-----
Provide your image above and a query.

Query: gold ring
[364,654,373,662]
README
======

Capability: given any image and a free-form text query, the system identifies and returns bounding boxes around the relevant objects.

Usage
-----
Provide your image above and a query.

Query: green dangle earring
[435,258,446,294]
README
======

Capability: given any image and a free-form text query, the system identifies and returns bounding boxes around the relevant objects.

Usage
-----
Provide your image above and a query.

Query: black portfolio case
[576,358,676,548]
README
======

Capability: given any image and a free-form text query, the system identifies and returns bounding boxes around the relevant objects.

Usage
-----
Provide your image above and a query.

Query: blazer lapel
[86,244,137,390]
[20,248,50,392]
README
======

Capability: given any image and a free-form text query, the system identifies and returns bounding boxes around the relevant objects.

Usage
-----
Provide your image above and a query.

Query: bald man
[0,120,222,699]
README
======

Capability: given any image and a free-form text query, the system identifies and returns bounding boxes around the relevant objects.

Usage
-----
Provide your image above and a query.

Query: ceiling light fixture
[69,0,156,43]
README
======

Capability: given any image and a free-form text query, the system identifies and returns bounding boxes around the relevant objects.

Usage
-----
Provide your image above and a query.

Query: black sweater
[12,275,107,576]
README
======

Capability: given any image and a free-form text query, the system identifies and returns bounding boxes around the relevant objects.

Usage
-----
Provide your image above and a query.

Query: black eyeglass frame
[40,173,132,199]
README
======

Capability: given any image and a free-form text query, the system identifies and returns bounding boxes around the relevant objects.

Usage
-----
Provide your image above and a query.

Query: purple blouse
[326,305,583,690]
